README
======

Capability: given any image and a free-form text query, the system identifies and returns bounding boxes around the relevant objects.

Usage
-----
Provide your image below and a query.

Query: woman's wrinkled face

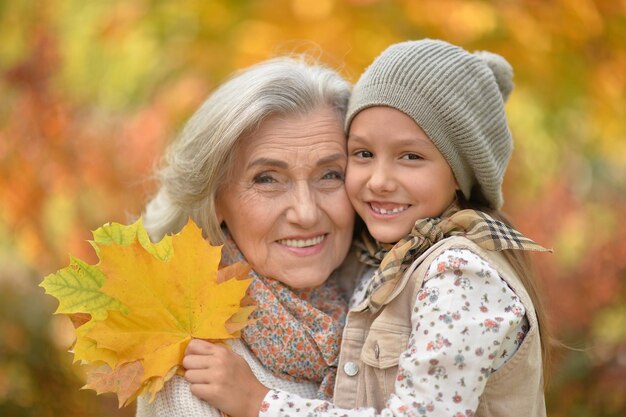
[216,107,354,289]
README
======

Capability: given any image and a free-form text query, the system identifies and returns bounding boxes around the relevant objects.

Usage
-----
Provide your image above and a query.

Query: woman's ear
[215,204,224,225]
[215,202,224,224]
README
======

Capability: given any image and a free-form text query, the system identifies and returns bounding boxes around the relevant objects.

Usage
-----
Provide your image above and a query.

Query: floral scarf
[358,204,550,313]
[220,232,347,400]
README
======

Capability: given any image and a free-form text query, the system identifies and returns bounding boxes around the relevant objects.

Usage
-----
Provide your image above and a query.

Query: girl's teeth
[279,235,325,248]
[373,205,407,215]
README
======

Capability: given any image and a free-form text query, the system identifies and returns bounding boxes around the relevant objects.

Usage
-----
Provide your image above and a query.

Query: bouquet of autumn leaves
[40,219,254,407]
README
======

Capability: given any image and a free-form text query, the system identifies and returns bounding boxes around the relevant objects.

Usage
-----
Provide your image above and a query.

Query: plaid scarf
[358,205,549,312]
[220,231,347,400]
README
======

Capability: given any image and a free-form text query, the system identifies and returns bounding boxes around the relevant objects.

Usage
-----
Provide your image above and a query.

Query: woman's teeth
[278,235,325,248]
[371,204,408,215]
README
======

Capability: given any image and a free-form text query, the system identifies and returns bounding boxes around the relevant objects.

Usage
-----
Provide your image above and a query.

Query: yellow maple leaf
[41,218,254,406]
[88,220,253,362]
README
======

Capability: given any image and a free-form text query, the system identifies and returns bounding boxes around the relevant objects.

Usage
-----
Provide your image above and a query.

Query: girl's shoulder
[393,238,504,307]
[424,246,500,283]
[402,236,489,280]
[411,236,512,284]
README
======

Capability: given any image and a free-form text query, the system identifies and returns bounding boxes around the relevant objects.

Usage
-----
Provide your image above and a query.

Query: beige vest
[334,236,546,417]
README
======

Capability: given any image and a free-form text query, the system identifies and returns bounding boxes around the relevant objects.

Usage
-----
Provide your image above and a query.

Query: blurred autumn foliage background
[0,0,625,416]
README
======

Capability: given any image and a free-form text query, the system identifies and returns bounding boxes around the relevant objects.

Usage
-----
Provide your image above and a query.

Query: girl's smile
[367,202,410,217]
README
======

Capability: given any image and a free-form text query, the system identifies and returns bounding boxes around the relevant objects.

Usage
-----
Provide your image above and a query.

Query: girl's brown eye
[353,150,373,158]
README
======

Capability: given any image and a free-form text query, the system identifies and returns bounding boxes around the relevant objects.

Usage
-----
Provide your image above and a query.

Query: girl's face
[346,106,458,243]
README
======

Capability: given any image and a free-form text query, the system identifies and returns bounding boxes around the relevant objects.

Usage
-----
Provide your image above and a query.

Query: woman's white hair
[142,56,351,243]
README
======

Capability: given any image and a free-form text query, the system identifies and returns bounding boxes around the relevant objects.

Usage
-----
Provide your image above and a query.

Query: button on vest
[343,361,359,376]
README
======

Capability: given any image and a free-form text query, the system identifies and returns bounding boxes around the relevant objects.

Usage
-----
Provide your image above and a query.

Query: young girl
[184,39,550,417]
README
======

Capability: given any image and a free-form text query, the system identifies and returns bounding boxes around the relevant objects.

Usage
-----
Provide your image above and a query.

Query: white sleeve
[135,375,222,417]
[259,249,528,417]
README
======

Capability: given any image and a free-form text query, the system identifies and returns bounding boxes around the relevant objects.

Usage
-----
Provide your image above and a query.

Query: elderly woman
[135,57,355,417]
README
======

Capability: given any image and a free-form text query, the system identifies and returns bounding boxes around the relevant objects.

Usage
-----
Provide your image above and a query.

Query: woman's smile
[277,233,326,248]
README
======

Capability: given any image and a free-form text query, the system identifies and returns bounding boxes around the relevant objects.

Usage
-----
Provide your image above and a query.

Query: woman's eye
[252,173,277,184]
[353,150,373,158]
[402,153,423,160]
[321,170,345,181]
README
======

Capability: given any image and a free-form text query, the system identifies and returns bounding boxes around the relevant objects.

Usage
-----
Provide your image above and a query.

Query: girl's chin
[368,230,405,244]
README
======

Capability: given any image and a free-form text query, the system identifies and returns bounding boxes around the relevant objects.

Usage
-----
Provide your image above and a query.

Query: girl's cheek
[344,177,360,202]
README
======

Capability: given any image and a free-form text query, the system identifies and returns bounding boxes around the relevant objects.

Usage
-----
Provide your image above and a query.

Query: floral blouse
[259,248,529,417]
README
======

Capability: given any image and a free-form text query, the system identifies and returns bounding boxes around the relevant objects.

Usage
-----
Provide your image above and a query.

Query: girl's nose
[366,162,397,194]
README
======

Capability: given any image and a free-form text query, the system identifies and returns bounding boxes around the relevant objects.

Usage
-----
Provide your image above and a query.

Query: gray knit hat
[346,39,514,209]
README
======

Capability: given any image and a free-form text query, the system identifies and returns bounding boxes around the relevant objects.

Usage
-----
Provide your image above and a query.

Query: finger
[184,369,213,384]
[185,339,215,355]
[182,354,212,370]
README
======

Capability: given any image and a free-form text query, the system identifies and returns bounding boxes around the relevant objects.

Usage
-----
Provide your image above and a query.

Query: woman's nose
[285,182,320,228]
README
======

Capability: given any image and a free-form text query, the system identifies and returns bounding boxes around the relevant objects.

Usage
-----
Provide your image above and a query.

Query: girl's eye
[402,153,423,160]
[321,170,345,181]
[353,150,373,158]
[252,173,277,184]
